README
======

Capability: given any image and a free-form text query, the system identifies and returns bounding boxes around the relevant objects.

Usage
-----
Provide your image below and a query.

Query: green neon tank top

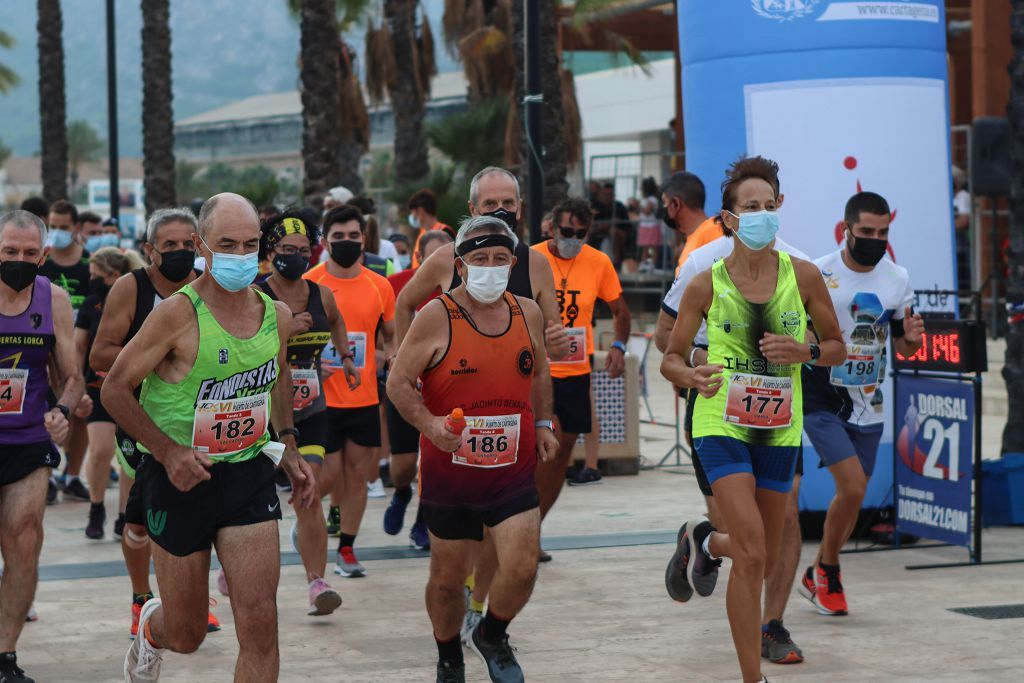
[139,284,280,463]
[692,251,806,446]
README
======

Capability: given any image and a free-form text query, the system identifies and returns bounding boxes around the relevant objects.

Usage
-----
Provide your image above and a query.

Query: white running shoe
[367,478,386,498]
[460,609,483,646]
[124,598,163,682]
[25,605,38,622]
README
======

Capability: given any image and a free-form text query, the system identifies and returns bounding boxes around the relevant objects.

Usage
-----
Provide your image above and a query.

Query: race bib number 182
[724,373,793,429]
[192,393,269,458]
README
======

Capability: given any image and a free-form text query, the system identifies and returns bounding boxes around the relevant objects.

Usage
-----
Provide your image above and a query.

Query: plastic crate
[982,454,1024,526]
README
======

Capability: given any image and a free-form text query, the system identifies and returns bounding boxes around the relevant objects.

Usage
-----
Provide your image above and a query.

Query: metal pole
[105,0,119,223]
[523,0,543,245]
[989,200,998,337]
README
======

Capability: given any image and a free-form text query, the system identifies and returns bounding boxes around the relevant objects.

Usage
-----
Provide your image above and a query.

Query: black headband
[455,233,516,257]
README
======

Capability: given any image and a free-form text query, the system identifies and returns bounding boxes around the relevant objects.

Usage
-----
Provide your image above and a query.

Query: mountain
[0,0,457,158]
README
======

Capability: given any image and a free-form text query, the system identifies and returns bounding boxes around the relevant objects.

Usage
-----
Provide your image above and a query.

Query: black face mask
[273,252,310,281]
[0,260,39,292]
[89,276,110,298]
[847,231,888,267]
[330,240,362,268]
[156,249,195,282]
[482,208,518,234]
[657,203,678,231]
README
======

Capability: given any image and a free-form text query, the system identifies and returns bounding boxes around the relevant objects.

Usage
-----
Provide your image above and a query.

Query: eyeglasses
[276,245,312,257]
[558,226,587,239]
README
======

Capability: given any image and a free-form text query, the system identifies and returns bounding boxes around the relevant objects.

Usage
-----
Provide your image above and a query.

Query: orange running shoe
[207,597,222,632]
[812,563,848,616]
[130,594,152,640]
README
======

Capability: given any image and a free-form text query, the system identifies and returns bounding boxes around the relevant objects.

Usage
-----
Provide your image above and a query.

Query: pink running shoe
[307,576,342,616]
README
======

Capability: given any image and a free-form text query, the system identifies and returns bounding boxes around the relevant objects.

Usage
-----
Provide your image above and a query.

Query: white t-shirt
[803,249,914,426]
[953,189,971,217]
[376,238,403,272]
[661,235,810,346]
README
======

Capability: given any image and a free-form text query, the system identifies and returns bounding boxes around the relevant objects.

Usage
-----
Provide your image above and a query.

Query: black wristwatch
[278,427,301,442]
[808,343,821,363]
[55,403,70,420]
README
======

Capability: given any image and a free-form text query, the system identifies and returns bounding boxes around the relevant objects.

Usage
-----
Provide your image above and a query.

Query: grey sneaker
[460,609,483,645]
[333,547,366,578]
[469,622,524,683]
[664,522,694,602]
[686,516,721,598]
[124,598,163,682]
[761,619,803,664]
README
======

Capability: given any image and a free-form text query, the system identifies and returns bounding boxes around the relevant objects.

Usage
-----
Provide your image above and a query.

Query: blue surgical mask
[101,233,120,248]
[200,236,259,292]
[730,210,779,251]
[85,235,105,253]
[408,212,419,229]
[47,229,73,249]
[397,254,412,270]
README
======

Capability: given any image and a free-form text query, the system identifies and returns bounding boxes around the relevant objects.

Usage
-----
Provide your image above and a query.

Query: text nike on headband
[455,233,516,257]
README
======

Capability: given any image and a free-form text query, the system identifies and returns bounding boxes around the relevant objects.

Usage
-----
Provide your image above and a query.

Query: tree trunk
[141,0,176,212]
[386,0,430,185]
[37,0,67,203]
[299,0,342,209]
[1004,1,1024,455]
[336,41,367,194]
[337,140,363,193]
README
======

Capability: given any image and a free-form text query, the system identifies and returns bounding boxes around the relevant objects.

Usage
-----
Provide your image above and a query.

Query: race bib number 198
[192,393,268,458]
[0,369,28,415]
[452,414,521,468]
[830,343,882,387]
[724,373,793,429]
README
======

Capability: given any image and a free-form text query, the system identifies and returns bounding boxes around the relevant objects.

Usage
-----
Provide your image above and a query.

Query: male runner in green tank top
[103,193,316,683]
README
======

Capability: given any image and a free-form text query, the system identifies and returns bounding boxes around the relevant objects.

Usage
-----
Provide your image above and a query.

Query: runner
[0,210,84,683]
[657,171,723,276]
[387,215,558,683]
[304,204,395,578]
[383,229,453,549]
[660,156,845,683]
[798,191,923,617]
[40,199,93,503]
[532,197,631,493]
[74,247,143,539]
[105,193,316,682]
[407,188,455,268]
[90,208,204,639]
[80,212,119,253]
[257,210,358,615]
[656,170,813,664]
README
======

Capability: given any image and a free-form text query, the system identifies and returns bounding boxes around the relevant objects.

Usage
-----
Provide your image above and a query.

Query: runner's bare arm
[661,272,723,397]
[522,296,558,463]
[604,296,632,379]
[528,249,569,361]
[893,306,925,357]
[320,284,359,388]
[654,309,675,353]
[73,327,89,377]
[89,271,136,372]
[395,242,452,347]
[45,286,85,442]
[380,318,396,360]
[762,258,845,366]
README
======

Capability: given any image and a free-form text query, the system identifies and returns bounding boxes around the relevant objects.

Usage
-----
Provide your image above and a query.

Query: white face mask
[462,264,511,303]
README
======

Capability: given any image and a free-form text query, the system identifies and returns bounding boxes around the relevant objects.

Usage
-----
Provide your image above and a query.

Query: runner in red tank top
[388,215,557,683]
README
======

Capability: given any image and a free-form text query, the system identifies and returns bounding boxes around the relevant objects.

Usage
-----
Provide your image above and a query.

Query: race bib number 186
[452,414,521,468]
[724,373,793,429]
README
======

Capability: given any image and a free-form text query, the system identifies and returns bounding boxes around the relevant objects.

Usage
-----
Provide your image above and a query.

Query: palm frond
[458,26,514,100]
[503,96,520,169]
[417,9,437,93]
[602,28,652,75]
[560,68,582,165]
[0,29,15,49]
[364,20,396,105]
[442,0,467,52]
[0,63,20,93]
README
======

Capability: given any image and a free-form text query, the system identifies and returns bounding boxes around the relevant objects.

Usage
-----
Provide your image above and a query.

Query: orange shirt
[676,217,725,275]
[304,263,395,408]
[411,221,455,268]
[532,242,622,379]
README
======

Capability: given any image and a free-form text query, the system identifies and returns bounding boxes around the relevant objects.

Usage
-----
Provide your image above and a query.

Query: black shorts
[134,453,282,557]
[87,385,114,424]
[421,489,539,542]
[116,427,143,479]
[295,411,327,464]
[125,477,144,526]
[0,441,60,488]
[386,396,419,455]
[552,374,592,435]
[326,404,382,452]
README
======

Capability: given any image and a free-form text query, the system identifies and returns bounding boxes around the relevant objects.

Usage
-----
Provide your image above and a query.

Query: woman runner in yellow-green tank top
[661,157,845,683]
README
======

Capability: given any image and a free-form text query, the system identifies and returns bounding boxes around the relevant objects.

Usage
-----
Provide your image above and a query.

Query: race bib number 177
[724,373,793,429]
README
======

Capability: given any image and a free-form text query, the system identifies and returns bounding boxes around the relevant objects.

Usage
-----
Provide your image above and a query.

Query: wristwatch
[535,420,554,432]
[808,343,821,363]
[55,403,70,420]
[611,341,627,354]
[277,427,301,441]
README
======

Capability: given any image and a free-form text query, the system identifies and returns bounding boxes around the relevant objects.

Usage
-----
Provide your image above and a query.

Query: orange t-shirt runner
[532,242,622,379]
[676,216,725,275]
[410,222,455,268]
[304,263,395,408]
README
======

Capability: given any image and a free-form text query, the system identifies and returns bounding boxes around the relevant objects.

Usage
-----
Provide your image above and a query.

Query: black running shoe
[469,623,523,683]
[761,619,803,664]
[664,522,694,602]
[435,661,465,683]
[113,513,126,541]
[568,467,602,486]
[62,477,90,502]
[0,652,34,682]
[686,516,721,598]
[86,502,105,540]
[46,478,58,506]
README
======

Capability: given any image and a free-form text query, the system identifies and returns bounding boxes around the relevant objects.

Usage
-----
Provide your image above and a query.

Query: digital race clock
[892,319,987,374]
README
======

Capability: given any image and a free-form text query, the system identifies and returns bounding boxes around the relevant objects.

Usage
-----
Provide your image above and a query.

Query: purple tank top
[0,276,55,444]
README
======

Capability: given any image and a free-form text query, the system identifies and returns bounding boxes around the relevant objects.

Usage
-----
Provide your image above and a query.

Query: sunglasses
[557,226,588,239]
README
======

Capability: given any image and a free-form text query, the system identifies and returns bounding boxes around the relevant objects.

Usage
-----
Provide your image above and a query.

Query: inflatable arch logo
[751,0,821,21]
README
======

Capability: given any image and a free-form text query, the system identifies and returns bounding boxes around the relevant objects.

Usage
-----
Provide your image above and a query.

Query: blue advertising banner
[894,376,973,547]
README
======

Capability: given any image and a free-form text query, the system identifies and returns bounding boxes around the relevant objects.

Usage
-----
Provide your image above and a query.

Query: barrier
[570,350,641,471]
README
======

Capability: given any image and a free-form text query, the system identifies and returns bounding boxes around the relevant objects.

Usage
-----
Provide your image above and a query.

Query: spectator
[590,181,635,272]
[953,166,971,286]
[636,196,663,272]
[20,196,50,221]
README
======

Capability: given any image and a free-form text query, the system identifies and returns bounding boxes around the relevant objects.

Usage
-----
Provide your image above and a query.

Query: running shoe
[469,621,524,683]
[664,522,694,602]
[460,609,483,645]
[25,605,37,622]
[383,492,410,535]
[0,652,33,682]
[113,513,126,541]
[62,477,90,502]
[567,467,603,486]
[216,568,229,597]
[86,502,105,540]
[326,506,341,537]
[334,546,366,578]
[130,595,152,640]
[207,601,221,633]
[124,597,163,682]
[409,520,431,551]
[538,550,552,563]
[685,516,721,598]
[436,661,466,683]
[290,522,300,554]
[367,478,386,499]
[812,564,848,616]
[761,619,804,664]
[307,576,343,616]
[46,478,58,506]
[798,566,816,604]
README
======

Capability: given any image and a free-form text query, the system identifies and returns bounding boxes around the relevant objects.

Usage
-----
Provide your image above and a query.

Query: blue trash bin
[982,454,1024,526]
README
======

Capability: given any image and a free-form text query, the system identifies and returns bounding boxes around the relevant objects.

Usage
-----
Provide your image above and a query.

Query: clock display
[892,319,986,374]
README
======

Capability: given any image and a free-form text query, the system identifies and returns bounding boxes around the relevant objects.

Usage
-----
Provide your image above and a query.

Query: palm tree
[0,30,21,94]
[37,0,68,202]
[141,0,177,212]
[66,120,105,197]
[297,0,343,207]
[1005,1,1024,455]
[365,0,436,185]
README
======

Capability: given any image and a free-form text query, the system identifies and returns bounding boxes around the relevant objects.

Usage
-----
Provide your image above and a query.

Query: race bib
[0,369,28,415]
[830,343,883,387]
[452,414,521,468]
[192,393,269,458]
[724,373,793,429]
[562,327,588,364]
[291,367,320,411]
[347,332,367,369]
